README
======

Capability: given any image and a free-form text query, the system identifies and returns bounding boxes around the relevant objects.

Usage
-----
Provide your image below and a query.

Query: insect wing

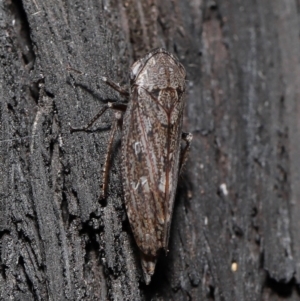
[122,85,185,256]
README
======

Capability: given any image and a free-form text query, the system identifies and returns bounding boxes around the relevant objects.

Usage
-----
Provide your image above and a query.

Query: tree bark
[1,0,300,300]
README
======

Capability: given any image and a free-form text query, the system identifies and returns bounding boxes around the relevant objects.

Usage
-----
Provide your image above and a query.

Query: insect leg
[70,102,127,132]
[66,66,129,101]
[100,111,123,199]
[179,132,193,172]
[101,76,130,97]
[70,103,127,199]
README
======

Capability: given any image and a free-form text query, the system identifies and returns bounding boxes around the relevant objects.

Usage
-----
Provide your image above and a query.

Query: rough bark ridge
[1,0,300,300]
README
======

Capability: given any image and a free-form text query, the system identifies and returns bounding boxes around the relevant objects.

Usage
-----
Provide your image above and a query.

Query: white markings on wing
[134,141,141,155]
[141,176,148,186]
[145,117,152,133]
[158,174,166,192]
[132,176,148,192]
[140,176,150,193]
[132,181,140,191]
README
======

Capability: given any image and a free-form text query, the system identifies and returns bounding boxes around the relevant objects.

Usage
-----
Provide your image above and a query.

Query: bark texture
[1,0,300,300]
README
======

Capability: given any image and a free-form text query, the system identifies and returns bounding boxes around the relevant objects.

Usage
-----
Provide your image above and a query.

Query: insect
[70,48,192,284]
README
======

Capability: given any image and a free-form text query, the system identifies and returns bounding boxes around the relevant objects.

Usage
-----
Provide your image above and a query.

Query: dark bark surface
[1,0,300,300]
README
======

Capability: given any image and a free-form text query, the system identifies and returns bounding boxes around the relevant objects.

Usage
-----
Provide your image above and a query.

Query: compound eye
[130,61,143,82]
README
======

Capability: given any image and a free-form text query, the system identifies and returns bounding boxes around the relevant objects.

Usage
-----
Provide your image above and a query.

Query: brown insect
[71,48,192,284]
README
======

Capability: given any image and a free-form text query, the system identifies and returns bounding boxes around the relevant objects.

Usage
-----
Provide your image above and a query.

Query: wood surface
[1,0,300,300]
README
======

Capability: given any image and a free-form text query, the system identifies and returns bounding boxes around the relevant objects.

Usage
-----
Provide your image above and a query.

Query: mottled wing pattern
[121,50,186,256]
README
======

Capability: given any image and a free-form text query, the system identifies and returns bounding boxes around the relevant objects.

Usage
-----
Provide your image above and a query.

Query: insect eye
[130,61,143,82]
